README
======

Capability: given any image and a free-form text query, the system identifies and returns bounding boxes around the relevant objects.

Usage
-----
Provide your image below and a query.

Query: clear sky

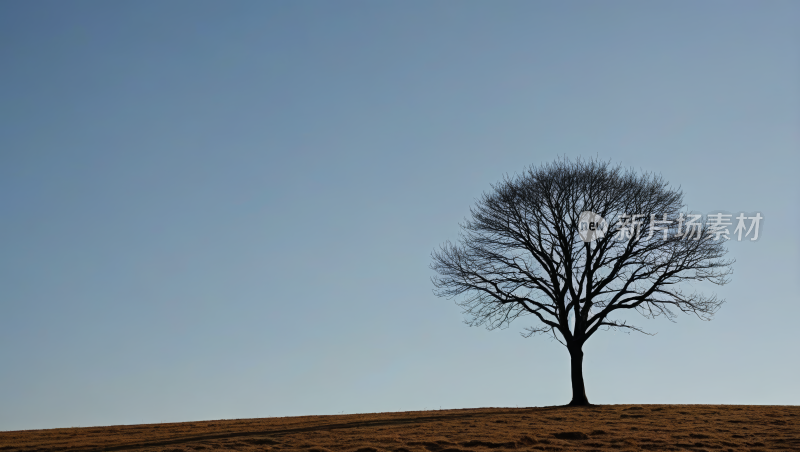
[1,1,798,432]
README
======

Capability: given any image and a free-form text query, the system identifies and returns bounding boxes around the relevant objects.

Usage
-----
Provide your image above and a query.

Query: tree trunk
[568,346,590,406]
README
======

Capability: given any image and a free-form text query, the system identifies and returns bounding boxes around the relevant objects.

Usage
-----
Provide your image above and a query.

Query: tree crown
[431,158,733,347]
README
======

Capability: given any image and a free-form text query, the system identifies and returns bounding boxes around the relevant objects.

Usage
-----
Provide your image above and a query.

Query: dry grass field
[1,405,798,452]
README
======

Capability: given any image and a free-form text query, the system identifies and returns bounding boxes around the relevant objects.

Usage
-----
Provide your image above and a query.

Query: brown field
[1,405,798,452]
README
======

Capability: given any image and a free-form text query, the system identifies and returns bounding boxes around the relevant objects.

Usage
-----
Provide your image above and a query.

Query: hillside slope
[1,405,797,451]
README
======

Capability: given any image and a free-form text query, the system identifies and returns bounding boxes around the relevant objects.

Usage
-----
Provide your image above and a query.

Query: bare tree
[431,158,733,406]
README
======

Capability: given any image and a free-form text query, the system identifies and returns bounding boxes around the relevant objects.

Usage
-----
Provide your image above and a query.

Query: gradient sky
[1,1,798,432]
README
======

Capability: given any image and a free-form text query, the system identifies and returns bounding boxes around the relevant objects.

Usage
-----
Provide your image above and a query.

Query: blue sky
[1,1,798,431]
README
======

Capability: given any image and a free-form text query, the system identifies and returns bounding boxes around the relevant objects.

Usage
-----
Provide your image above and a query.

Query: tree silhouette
[431,158,733,406]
